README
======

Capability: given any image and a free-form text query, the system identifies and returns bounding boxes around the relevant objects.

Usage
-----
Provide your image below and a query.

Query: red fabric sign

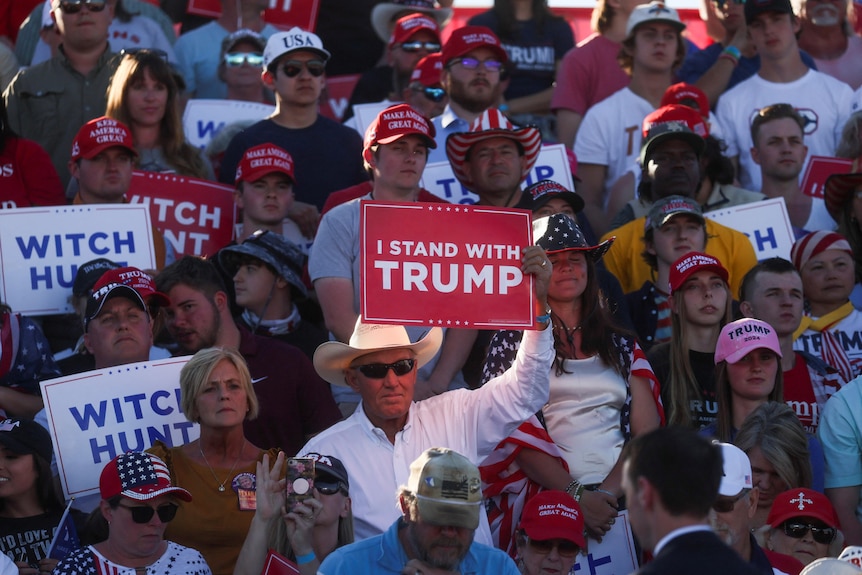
[127,171,235,258]
[360,201,535,329]
[800,155,855,199]
[186,0,320,30]
[261,550,300,575]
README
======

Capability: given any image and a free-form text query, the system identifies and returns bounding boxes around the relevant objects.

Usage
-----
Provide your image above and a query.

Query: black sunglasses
[356,358,415,379]
[118,503,179,524]
[782,521,836,544]
[399,41,442,53]
[280,60,325,78]
[414,85,446,102]
[315,478,348,496]
[528,538,580,557]
[712,489,749,513]
[59,0,106,13]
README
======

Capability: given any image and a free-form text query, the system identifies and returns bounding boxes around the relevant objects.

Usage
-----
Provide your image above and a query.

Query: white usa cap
[263,27,331,70]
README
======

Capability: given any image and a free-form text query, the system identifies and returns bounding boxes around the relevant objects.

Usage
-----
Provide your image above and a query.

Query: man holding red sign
[311,103,478,405]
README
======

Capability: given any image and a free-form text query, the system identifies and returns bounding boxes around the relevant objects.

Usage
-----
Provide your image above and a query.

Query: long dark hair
[551,257,634,377]
[0,98,18,154]
[0,453,64,515]
[491,0,564,40]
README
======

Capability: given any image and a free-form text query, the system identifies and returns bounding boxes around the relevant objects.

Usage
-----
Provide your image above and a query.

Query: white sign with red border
[183,99,275,150]
[705,198,794,260]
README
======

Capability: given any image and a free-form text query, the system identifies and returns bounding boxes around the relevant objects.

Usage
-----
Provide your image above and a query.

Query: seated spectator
[703,317,784,441]
[757,488,844,566]
[797,0,862,89]
[344,13,441,121]
[736,402,820,529]
[626,196,708,352]
[836,111,862,161]
[105,49,213,179]
[217,29,269,103]
[648,253,732,429]
[824,166,862,308]
[0,418,86,573]
[468,0,575,140]
[402,53,447,120]
[53,451,211,575]
[791,231,862,384]
[818,374,862,545]
[0,97,64,209]
[234,452,353,575]
[600,105,757,297]
[173,0,279,99]
[514,491,585,575]
[0,43,17,94]
[318,448,519,574]
[219,230,326,359]
[575,1,686,235]
[709,442,805,575]
[147,348,279,575]
[0,300,58,418]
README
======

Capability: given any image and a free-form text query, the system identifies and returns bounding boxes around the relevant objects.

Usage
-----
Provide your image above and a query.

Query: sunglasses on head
[315,477,348,496]
[448,57,503,72]
[413,85,446,102]
[782,521,836,544]
[355,358,415,379]
[59,0,106,13]
[712,489,749,513]
[528,538,580,557]
[280,59,326,78]
[399,41,442,53]
[225,52,264,67]
[118,503,179,524]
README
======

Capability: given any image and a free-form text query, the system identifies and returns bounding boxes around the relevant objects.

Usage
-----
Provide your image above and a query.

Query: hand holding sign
[522,245,552,316]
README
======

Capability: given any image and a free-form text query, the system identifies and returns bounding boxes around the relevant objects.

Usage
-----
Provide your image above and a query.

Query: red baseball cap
[410,52,443,87]
[661,82,710,119]
[518,491,586,548]
[640,104,708,165]
[94,266,170,308]
[364,103,436,151]
[71,116,137,162]
[100,452,192,502]
[389,13,440,48]
[235,144,296,185]
[441,25,507,66]
[668,252,728,295]
[767,488,840,529]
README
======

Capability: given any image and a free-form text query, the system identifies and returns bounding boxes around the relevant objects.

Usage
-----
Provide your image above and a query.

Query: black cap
[745,0,794,24]
[305,452,349,491]
[73,258,120,297]
[0,418,53,462]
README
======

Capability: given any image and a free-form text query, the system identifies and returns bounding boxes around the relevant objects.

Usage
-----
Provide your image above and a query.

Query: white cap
[626,1,685,37]
[717,442,753,497]
[263,27,331,70]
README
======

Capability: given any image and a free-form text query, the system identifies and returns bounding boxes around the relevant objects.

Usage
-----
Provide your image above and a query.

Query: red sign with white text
[800,155,855,199]
[261,550,300,575]
[186,0,320,30]
[127,171,236,258]
[360,201,535,329]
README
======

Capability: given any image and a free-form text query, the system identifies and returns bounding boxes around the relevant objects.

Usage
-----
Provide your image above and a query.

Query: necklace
[199,439,245,492]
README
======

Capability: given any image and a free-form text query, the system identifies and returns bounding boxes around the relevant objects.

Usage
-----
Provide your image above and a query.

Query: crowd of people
[3,0,862,573]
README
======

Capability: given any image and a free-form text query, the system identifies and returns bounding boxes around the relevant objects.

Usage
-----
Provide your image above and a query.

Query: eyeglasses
[355,358,415,378]
[782,521,836,544]
[315,478,348,496]
[117,503,179,524]
[527,538,580,557]
[413,85,446,102]
[280,59,326,78]
[59,0,106,13]
[398,41,442,53]
[448,57,503,72]
[712,489,749,513]
[225,52,264,67]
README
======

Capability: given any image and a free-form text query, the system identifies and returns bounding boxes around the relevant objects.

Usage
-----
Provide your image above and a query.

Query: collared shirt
[319,517,520,575]
[299,326,553,544]
[429,104,471,163]
[653,524,712,556]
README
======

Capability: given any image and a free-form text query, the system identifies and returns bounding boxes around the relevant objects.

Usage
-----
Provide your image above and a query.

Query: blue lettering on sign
[68,390,183,431]
[87,422,196,464]
[573,552,613,574]
[196,120,225,140]
[16,233,137,259]
[435,177,460,199]
[753,227,777,252]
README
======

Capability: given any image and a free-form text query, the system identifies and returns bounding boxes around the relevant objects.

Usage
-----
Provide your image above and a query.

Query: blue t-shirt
[467,11,574,100]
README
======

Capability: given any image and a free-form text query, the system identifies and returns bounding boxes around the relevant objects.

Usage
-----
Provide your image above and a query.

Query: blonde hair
[179,347,259,423]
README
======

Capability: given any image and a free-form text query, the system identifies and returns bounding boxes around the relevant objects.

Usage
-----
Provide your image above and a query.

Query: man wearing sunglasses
[219,27,368,235]
[710,443,805,575]
[403,53,447,120]
[427,25,508,163]
[622,427,763,575]
[319,448,520,575]
[303,240,553,546]
[4,0,119,189]
[344,13,442,122]
[217,28,268,103]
